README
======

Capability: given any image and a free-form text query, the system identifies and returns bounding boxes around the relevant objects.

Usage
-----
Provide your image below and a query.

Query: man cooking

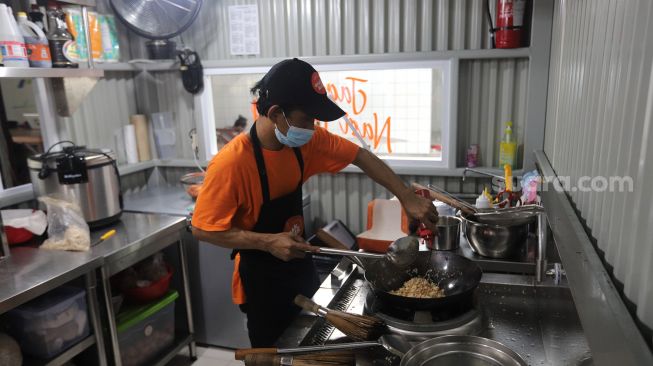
[192,58,438,347]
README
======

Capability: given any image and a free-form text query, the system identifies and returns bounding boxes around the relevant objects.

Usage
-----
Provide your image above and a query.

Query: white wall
[544,0,653,331]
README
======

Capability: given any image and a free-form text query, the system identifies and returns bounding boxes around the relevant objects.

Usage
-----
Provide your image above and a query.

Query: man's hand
[400,189,439,231]
[265,232,320,262]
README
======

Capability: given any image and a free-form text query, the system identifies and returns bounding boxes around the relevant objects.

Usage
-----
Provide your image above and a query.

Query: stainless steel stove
[278,260,592,366]
[294,269,487,365]
[363,284,484,341]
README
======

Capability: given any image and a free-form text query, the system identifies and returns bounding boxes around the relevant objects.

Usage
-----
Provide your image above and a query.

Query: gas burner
[364,287,485,341]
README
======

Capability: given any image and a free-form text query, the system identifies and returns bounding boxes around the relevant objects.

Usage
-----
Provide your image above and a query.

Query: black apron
[236,123,320,347]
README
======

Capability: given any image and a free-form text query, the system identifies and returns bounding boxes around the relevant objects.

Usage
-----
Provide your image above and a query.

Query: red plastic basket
[123,265,173,304]
[5,226,34,245]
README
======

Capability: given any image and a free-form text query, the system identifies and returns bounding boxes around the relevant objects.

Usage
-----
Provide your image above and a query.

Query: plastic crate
[8,286,90,359]
[116,290,178,366]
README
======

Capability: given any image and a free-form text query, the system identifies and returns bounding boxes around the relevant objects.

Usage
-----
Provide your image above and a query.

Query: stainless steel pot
[28,147,122,228]
[460,214,530,259]
[400,335,527,366]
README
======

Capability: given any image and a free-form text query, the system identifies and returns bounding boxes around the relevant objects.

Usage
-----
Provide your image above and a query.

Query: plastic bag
[99,14,120,62]
[39,197,90,252]
[520,170,542,205]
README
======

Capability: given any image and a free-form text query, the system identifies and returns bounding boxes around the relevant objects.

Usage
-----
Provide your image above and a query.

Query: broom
[243,351,355,366]
[294,294,385,341]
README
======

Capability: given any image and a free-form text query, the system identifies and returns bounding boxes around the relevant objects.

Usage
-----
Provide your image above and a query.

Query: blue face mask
[274,112,315,147]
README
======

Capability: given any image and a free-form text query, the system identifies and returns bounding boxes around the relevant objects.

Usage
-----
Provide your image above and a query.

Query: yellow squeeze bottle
[499,121,517,167]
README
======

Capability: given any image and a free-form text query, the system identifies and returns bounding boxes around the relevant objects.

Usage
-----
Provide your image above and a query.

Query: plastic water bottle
[17,12,52,68]
[0,4,29,67]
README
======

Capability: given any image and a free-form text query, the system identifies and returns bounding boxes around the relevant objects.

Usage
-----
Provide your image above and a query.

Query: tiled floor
[166,346,244,366]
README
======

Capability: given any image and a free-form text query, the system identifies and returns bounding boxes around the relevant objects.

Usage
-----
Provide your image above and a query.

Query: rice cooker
[28,145,122,228]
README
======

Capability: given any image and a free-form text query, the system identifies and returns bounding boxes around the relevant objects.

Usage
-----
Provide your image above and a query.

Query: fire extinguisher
[486,0,526,49]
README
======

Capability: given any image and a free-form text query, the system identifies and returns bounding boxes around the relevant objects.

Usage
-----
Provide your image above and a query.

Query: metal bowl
[180,172,205,200]
[460,215,530,259]
[400,335,527,366]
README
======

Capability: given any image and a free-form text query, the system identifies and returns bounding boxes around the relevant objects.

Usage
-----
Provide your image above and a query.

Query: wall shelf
[58,0,96,6]
[98,48,529,73]
[0,67,103,79]
[98,61,177,72]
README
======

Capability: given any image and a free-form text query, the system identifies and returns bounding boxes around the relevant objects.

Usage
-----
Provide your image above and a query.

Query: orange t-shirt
[192,126,359,304]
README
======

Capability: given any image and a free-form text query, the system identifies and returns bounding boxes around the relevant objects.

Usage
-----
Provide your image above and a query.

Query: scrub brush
[244,351,354,366]
[294,295,385,341]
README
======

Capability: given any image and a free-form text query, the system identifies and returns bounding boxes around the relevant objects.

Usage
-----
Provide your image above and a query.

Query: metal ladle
[314,235,419,269]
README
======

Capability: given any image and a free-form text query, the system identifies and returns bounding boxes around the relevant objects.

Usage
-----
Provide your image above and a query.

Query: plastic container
[116,290,178,366]
[466,144,479,168]
[8,287,89,359]
[17,12,51,67]
[0,5,29,67]
[475,193,491,209]
[151,112,177,159]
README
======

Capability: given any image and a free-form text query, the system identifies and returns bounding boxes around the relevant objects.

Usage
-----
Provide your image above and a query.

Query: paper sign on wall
[228,5,260,56]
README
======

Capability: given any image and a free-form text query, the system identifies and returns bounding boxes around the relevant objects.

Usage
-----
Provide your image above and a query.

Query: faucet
[462,167,506,182]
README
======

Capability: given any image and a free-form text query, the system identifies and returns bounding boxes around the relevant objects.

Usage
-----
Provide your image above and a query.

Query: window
[204,60,454,168]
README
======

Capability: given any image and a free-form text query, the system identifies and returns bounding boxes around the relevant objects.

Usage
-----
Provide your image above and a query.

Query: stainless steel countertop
[87,212,185,271]
[0,247,103,314]
[0,212,185,314]
[123,185,195,217]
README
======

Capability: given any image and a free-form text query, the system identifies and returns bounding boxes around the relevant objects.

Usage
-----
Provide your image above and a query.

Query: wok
[363,251,482,311]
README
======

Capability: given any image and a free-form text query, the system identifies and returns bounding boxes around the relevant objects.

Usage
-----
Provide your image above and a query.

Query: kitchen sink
[477,277,592,366]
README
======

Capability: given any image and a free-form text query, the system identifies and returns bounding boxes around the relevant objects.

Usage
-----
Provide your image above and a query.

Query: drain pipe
[0,213,9,259]
[536,212,547,283]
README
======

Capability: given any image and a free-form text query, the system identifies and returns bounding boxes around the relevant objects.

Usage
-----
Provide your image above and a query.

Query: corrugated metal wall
[57,74,137,152]
[63,0,533,233]
[458,58,529,167]
[305,173,490,234]
[121,0,529,167]
[544,0,653,330]
[118,166,491,235]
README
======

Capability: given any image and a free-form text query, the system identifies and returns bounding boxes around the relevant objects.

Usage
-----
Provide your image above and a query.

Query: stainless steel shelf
[99,48,530,73]
[0,67,104,78]
[200,48,531,69]
[98,61,177,72]
[58,0,96,6]
[152,334,194,366]
[24,335,96,366]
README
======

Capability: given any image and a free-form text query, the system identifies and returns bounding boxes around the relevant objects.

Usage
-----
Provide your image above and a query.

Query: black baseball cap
[259,58,345,122]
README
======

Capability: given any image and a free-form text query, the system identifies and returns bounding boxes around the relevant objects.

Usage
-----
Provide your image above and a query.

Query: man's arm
[192,227,319,261]
[352,148,439,230]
